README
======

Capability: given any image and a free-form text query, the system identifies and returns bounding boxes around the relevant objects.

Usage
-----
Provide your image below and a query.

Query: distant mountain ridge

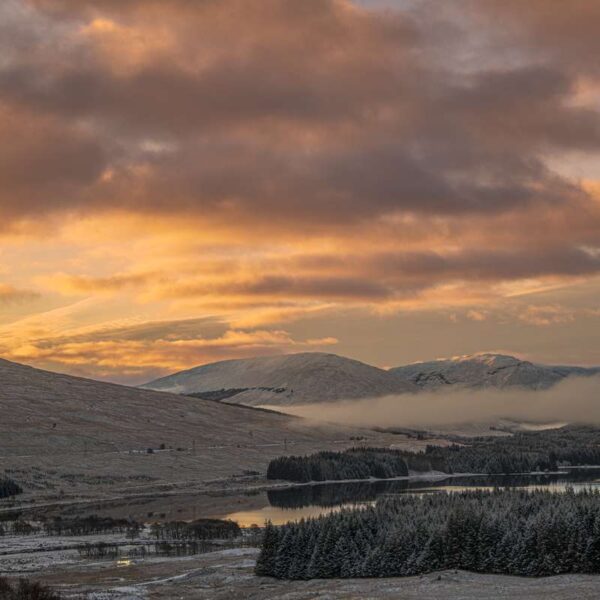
[390,353,600,391]
[142,351,600,406]
[141,352,417,406]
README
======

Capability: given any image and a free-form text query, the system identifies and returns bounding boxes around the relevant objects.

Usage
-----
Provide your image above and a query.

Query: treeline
[267,447,448,483]
[77,538,247,560]
[268,427,600,483]
[428,443,556,474]
[153,540,234,556]
[150,519,240,540]
[77,542,121,560]
[428,426,600,474]
[256,489,600,579]
[2,515,240,542]
[0,521,39,536]
[0,479,22,500]
[42,515,138,537]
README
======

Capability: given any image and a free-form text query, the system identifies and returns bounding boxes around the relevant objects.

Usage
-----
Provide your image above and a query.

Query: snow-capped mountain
[390,353,600,391]
[141,352,417,406]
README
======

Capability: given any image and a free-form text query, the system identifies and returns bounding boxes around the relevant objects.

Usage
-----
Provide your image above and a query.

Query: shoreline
[263,464,600,488]
[2,465,598,520]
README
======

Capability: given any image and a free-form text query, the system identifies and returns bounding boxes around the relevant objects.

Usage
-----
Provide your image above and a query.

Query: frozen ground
[12,546,599,600]
[2,513,599,599]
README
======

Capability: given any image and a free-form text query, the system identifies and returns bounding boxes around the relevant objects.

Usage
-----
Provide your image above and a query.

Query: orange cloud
[48,272,158,294]
[3,324,338,383]
[0,0,598,379]
[518,305,576,327]
[0,284,38,304]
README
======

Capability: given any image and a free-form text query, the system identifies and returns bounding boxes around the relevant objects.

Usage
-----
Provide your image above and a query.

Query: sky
[1,0,600,384]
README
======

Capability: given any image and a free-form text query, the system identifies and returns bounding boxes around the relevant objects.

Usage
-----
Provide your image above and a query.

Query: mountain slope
[0,356,410,503]
[391,353,600,390]
[0,356,376,458]
[142,352,417,406]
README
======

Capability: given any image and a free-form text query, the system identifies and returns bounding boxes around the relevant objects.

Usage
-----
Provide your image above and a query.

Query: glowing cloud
[0,0,599,380]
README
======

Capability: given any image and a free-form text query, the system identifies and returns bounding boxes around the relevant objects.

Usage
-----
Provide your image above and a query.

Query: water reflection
[224,468,600,526]
[268,469,600,509]
[224,504,365,527]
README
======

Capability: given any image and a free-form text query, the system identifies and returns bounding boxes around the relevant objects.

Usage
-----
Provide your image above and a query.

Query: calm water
[224,468,600,526]
[33,468,600,526]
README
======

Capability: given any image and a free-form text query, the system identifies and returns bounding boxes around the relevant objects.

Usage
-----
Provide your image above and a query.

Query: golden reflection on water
[222,479,600,527]
[224,502,372,527]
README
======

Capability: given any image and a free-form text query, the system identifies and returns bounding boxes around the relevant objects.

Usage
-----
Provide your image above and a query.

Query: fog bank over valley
[273,375,600,430]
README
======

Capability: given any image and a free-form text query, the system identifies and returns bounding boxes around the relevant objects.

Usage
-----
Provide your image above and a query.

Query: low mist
[278,376,600,430]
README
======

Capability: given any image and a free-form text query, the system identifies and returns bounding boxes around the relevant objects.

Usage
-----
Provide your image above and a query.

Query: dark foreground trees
[256,489,600,579]
[0,479,22,500]
[0,577,61,600]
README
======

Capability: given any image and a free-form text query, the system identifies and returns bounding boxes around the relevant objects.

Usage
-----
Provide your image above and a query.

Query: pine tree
[254,521,279,576]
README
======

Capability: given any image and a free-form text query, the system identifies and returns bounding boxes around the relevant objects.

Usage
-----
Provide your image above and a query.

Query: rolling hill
[141,352,418,406]
[0,356,378,456]
[390,353,600,391]
[0,356,401,500]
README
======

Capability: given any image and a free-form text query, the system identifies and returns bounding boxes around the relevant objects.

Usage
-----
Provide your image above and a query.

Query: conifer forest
[267,427,600,482]
[256,489,600,579]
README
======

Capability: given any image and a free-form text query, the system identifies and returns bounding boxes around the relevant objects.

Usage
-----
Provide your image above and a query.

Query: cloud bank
[280,376,600,429]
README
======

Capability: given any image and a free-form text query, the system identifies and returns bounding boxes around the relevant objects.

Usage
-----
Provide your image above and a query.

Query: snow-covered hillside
[390,353,600,390]
[142,352,417,406]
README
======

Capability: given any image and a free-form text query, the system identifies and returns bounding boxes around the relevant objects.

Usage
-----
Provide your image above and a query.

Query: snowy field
[4,545,597,600]
[1,523,599,599]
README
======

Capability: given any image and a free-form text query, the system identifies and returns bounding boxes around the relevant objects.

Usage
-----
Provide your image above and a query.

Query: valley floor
[17,547,600,600]
[0,430,423,511]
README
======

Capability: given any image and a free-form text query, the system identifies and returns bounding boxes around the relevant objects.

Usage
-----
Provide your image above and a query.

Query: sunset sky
[1,0,600,383]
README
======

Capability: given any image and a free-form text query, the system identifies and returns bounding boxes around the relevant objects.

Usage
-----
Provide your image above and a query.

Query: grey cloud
[0,0,599,287]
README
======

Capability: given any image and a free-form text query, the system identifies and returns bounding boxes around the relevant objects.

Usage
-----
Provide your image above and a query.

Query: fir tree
[255,521,279,576]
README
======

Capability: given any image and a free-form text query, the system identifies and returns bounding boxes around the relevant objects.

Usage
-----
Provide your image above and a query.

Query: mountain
[390,353,600,391]
[141,352,417,406]
[141,351,599,406]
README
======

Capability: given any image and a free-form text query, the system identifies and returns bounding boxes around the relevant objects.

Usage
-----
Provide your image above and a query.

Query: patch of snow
[142,352,417,406]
